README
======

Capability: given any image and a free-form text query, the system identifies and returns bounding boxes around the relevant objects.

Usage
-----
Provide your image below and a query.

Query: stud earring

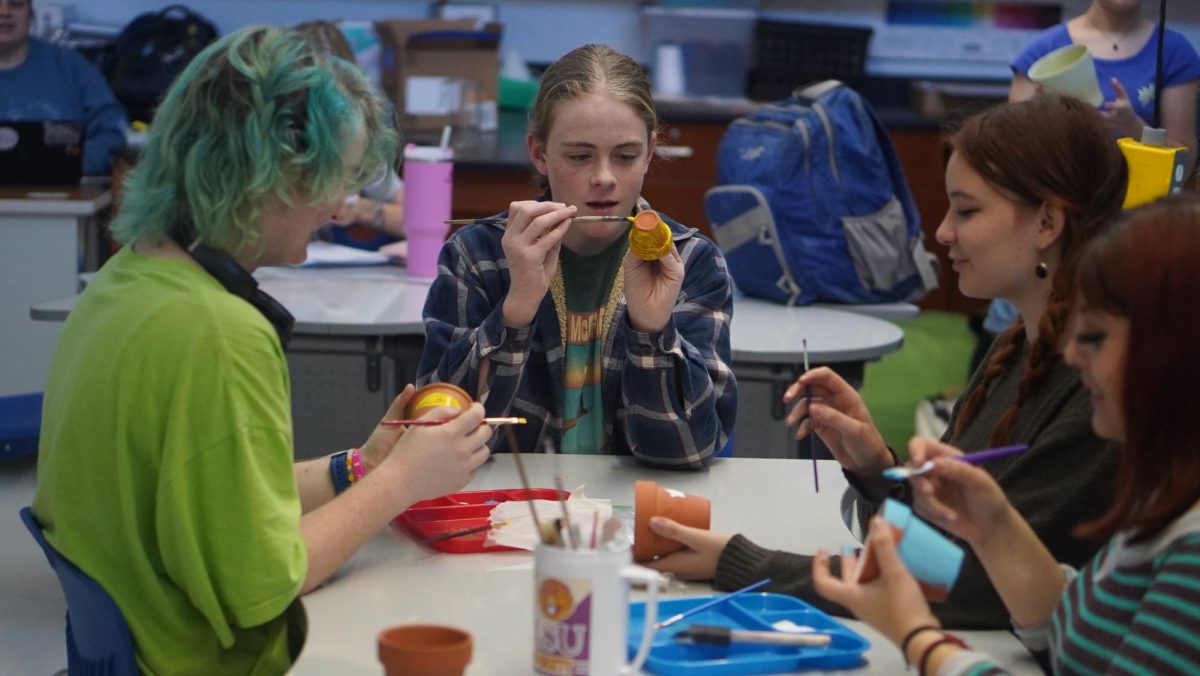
[1035,262,1048,279]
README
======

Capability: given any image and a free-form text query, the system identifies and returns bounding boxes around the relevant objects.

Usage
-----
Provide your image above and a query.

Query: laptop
[0,120,85,185]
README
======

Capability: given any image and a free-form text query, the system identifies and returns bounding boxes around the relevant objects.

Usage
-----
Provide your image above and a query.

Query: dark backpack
[705,80,939,305]
[101,5,218,123]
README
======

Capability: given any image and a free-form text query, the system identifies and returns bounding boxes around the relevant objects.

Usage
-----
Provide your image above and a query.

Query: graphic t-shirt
[557,235,628,453]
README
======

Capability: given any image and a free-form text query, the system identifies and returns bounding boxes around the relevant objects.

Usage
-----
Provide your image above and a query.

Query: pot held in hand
[633,480,711,563]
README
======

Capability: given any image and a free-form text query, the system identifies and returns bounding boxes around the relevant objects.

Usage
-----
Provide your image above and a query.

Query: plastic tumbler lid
[1140,126,1168,146]
[404,144,454,162]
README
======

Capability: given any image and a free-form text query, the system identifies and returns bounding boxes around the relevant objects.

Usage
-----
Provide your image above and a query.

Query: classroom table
[31,261,905,459]
[0,454,1041,675]
[0,184,110,397]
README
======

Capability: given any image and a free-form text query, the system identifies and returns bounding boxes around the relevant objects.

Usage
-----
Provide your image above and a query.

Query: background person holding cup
[419,44,737,469]
[1010,0,1200,166]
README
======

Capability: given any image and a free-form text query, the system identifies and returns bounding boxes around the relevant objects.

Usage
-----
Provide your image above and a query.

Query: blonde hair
[294,20,355,63]
[528,44,657,191]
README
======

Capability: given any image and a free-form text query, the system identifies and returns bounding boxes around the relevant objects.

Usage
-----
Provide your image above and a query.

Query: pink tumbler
[402,144,454,278]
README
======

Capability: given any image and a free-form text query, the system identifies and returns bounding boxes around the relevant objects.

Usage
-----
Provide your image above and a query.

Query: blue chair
[716,430,735,458]
[0,393,42,459]
[20,507,137,676]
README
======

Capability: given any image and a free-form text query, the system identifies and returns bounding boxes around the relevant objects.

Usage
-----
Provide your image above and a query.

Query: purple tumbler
[402,144,454,278]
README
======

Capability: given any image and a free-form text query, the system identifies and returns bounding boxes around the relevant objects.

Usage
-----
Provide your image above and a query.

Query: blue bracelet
[329,451,351,494]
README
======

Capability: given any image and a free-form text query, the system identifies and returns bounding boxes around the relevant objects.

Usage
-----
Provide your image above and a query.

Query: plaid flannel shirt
[418,207,737,469]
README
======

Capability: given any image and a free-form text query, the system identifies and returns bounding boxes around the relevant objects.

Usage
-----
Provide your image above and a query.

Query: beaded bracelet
[917,633,968,676]
[329,451,351,494]
[345,450,355,485]
[350,447,365,482]
[900,625,941,666]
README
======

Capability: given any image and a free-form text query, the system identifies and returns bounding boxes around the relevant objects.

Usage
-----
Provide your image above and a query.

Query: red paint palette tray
[395,488,568,553]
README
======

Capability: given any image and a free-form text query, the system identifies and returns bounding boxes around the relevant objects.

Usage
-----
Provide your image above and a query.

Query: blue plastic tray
[628,592,870,675]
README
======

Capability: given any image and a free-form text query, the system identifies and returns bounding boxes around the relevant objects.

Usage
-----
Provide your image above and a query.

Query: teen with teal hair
[33,26,491,673]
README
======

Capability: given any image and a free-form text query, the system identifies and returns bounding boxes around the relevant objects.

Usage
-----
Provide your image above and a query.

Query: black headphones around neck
[169,224,295,348]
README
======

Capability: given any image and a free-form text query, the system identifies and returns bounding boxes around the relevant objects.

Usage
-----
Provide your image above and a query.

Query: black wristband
[917,633,968,676]
[900,624,941,666]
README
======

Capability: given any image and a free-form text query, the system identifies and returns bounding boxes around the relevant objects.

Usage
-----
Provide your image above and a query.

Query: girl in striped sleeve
[813,194,1200,675]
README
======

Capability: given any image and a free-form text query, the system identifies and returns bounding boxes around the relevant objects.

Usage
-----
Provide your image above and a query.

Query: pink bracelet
[350,447,365,481]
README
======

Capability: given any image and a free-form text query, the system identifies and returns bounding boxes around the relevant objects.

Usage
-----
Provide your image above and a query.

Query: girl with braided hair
[645,95,1128,629]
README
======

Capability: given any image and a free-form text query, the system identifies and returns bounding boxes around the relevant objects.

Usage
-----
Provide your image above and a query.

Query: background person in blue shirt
[982,0,1200,349]
[0,0,128,176]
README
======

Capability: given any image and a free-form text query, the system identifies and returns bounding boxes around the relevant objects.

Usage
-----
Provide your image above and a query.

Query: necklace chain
[1086,16,1132,53]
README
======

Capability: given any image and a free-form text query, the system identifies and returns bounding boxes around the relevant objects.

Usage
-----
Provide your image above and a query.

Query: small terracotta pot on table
[377,624,472,676]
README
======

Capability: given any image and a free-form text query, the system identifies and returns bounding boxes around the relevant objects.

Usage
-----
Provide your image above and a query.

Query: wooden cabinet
[641,120,724,240]
[452,165,537,221]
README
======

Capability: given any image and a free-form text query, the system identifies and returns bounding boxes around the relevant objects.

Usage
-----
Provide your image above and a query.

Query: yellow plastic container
[627,210,673,261]
[1119,130,1188,209]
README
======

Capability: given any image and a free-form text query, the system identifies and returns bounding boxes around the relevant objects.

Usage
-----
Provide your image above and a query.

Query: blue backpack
[705,81,938,305]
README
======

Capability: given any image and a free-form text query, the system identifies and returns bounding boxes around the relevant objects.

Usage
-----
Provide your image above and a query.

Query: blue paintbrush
[654,578,772,630]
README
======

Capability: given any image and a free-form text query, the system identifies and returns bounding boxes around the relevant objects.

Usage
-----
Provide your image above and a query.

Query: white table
[1,185,110,397]
[0,455,1041,675]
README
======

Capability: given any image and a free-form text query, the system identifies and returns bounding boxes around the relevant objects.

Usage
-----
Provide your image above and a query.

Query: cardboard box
[375,19,502,132]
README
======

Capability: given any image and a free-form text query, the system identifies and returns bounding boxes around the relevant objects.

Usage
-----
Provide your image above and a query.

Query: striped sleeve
[1052,534,1200,674]
[1113,537,1200,674]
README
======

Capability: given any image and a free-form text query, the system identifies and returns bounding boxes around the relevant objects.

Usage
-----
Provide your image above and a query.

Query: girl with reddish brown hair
[647,95,1127,629]
[815,193,1200,675]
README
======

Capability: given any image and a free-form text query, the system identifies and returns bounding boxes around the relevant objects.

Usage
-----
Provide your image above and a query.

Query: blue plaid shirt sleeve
[617,235,736,469]
[418,234,532,421]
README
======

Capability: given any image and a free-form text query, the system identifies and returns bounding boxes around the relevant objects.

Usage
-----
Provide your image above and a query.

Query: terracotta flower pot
[405,382,472,420]
[633,480,711,563]
[377,624,472,676]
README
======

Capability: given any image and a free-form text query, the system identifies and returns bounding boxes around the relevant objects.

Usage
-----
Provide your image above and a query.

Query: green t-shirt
[557,236,627,454]
[33,246,307,675]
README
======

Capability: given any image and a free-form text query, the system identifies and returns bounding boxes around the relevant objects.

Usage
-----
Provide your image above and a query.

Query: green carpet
[858,310,975,458]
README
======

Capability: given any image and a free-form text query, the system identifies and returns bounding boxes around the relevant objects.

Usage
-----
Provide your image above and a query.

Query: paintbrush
[803,338,818,493]
[673,624,832,648]
[654,579,772,630]
[505,426,550,544]
[444,215,631,226]
[543,438,577,549]
[379,416,526,428]
[419,520,510,544]
[881,444,1031,481]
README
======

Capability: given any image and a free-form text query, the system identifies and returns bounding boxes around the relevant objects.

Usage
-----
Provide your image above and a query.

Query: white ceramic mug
[533,540,660,675]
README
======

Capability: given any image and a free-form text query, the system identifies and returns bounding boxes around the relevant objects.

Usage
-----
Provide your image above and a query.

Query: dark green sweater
[715,340,1119,628]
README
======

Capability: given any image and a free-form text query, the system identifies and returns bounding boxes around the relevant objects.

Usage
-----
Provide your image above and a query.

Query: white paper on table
[486,487,612,551]
[299,241,390,267]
